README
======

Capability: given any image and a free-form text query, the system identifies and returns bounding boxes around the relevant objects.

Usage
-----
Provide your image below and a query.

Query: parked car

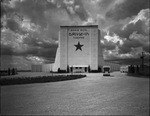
[103,66,111,76]
[120,66,128,73]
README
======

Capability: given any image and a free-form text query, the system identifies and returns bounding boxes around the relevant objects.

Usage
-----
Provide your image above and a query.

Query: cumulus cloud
[106,0,149,20]
[107,8,149,59]
[109,8,149,39]
[101,33,122,51]
[1,28,28,54]
[101,39,117,50]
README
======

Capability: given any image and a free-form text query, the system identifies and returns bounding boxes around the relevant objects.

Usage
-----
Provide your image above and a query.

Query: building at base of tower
[53,25,104,73]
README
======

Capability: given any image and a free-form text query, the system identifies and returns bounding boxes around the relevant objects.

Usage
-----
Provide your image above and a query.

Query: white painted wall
[90,28,98,70]
[59,28,68,70]
[53,47,60,72]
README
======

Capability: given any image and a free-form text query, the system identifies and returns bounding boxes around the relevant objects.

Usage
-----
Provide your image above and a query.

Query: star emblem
[74,41,84,51]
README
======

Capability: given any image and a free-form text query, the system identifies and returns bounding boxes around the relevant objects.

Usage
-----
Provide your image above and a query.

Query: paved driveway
[1,72,149,115]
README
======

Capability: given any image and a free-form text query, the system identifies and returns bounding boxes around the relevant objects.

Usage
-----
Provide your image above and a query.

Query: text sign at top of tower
[68,28,89,39]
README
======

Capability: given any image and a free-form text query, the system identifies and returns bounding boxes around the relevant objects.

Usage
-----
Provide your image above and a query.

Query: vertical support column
[59,27,68,71]
[90,28,98,71]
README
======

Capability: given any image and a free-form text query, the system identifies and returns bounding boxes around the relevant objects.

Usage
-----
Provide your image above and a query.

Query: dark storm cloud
[6,19,21,33]
[118,40,136,54]
[1,0,66,63]
[58,0,89,21]
[109,20,147,39]
[108,23,123,37]
[24,44,57,62]
[118,33,149,54]
[37,46,57,59]
[1,3,6,17]
[1,1,15,29]
[1,2,26,34]
[106,0,149,20]
[143,45,149,53]
[14,0,57,27]
[13,0,88,28]
[23,45,57,59]
[0,40,58,62]
[1,0,89,37]
[99,0,115,8]
[1,0,15,17]
[108,8,149,55]
[74,0,89,20]
[1,26,58,62]
[101,39,117,50]
[9,0,88,40]
[2,16,27,34]
[23,35,58,56]
[0,45,13,55]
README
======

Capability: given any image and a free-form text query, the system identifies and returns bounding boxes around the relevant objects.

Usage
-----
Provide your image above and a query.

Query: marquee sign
[68,28,89,39]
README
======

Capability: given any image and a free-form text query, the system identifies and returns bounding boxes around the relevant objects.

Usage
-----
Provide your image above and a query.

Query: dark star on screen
[74,41,84,51]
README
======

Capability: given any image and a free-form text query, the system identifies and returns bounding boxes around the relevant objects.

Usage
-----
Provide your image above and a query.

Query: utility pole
[140,52,145,71]
[71,66,73,75]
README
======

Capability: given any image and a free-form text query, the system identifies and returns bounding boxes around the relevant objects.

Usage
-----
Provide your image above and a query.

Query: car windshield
[104,67,110,71]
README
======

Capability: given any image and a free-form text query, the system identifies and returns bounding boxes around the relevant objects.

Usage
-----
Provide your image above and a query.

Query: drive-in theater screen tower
[53,25,104,73]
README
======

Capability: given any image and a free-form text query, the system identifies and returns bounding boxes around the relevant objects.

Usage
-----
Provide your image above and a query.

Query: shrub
[0,75,86,86]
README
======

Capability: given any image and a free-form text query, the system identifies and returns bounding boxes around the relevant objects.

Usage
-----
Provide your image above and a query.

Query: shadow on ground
[126,73,150,78]
[103,75,114,77]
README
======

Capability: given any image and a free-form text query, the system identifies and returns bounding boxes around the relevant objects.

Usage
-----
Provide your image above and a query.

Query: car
[103,66,111,76]
[120,66,128,73]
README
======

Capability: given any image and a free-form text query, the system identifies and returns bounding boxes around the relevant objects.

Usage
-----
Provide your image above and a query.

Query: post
[140,52,145,71]
[71,66,73,75]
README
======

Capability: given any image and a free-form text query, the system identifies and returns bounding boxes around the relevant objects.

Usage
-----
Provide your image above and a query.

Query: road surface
[1,72,149,115]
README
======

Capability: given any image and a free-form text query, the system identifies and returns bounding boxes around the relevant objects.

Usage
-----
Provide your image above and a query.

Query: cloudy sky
[1,0,150,70]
